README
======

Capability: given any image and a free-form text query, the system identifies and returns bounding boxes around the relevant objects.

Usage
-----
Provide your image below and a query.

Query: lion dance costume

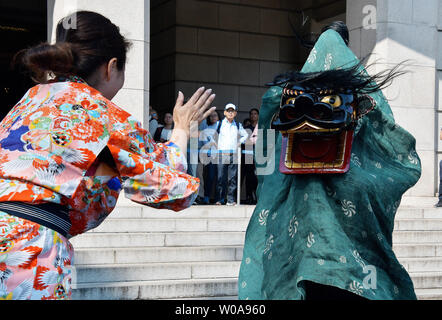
[238,29,421,300]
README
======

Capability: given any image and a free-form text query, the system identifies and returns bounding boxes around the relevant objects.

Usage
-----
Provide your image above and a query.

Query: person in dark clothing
[241,108,259,204]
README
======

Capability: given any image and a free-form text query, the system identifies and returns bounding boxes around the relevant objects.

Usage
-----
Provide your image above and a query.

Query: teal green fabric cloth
[238,30,421,300]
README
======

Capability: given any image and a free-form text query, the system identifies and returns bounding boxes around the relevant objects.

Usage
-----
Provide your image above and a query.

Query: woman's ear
[105,58,118,81]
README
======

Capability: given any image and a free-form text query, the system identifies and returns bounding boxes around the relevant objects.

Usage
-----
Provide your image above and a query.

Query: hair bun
[13,11,131,84]
[14,42,75,83]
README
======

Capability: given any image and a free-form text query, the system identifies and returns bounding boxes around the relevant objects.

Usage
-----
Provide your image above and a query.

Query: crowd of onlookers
[149,103,259,205]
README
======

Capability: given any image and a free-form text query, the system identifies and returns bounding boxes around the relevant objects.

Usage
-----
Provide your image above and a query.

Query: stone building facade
[0,0,440,197]
[346,0,442,197]
[150,0,346,121]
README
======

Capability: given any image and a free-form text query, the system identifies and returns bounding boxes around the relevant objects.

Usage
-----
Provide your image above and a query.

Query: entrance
[0,0,47,120]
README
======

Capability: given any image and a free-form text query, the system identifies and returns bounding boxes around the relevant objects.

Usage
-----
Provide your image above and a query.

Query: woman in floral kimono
[0,11,215,300]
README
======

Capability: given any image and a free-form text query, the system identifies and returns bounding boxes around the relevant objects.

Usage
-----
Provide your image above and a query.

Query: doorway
[0,0,47,120]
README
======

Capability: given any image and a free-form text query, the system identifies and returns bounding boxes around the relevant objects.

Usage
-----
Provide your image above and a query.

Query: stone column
[47,0,150,128]
[437,0,442,197]
[347,0,440,197]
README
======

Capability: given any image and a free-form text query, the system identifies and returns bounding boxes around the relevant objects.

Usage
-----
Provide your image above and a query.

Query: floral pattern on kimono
[0,76,199,299]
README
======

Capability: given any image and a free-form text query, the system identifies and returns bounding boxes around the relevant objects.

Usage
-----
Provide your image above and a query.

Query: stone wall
[348,0,441,197]
[150,0,346,123]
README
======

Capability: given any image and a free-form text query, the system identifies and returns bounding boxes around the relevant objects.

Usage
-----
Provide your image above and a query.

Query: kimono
[0,76,199,300]
[238,30,421,300]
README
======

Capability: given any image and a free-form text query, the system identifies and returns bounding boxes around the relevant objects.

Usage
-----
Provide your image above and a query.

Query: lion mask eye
[320,95,342,107]
[285,97,296,105]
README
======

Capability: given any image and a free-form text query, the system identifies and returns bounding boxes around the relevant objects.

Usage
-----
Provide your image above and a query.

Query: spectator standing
[242,108,259,204]
[200,110,221,204]
[154,112,174,143]
[215,103,249,205]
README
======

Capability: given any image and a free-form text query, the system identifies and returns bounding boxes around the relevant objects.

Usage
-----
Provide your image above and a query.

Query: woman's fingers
[174,91,185,108]
[192,93,215,122]
[191,88,213,113]
[186,87,206,107]
[199,106,217,124]
[174,87,216,124]
[196,93,216,119]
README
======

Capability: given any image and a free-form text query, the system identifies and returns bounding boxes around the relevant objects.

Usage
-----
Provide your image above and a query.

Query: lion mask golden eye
[320,95,342,107]
[285,97,296,105]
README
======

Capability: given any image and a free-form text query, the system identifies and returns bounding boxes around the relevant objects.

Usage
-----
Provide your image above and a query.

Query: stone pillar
[47,0,150,128]
[436,0,442,196]
[347,0,440,197]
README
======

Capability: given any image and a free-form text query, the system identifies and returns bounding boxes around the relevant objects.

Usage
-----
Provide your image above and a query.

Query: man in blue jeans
[215,103,249,205]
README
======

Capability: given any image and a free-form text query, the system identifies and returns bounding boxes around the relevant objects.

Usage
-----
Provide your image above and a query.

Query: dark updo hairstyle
[14,11,131,83]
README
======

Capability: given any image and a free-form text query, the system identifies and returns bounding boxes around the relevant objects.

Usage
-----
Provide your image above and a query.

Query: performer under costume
[238,29,421,300]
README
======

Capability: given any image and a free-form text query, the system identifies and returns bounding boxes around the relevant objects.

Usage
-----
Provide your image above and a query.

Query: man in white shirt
[215,103,249,205]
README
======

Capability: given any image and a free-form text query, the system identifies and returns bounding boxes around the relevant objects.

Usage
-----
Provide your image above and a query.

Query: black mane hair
[288,16,349,49]
[283,17,406,96]
[267,60,407,95]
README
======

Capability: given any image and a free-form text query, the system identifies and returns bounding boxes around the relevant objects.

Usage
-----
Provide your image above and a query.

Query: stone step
[415,288,442,300]
[111,203,442,218]
[75,246,243,265]
[72,230,442,248]
[72,278,238,300]
[90,218,249,233]
[410,272,442,289]
[91,217,442,234]
[75,253,442,283]
[394,219,442,231]
[393,243,442,258]
[72,276,438,300]
[400,197,438,207]
[71,231,246,248]
[399,257,442,272]
[94,216,442,233]
[109,205,254,219]
[393,231,442,244]
[396,207,442,219]
[76,245,442,271]
[75,261,241,284]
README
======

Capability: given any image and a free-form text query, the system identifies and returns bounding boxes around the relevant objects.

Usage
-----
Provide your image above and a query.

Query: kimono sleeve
[107,118,199,211]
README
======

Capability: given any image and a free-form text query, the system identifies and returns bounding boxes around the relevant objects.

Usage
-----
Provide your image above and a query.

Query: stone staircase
[70,196,442,300]
[70,201,252,300]
[394,197,442,300]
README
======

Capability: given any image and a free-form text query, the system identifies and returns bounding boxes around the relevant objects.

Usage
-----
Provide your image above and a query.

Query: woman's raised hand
[168,87,216,156]
[173,87,216,135]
